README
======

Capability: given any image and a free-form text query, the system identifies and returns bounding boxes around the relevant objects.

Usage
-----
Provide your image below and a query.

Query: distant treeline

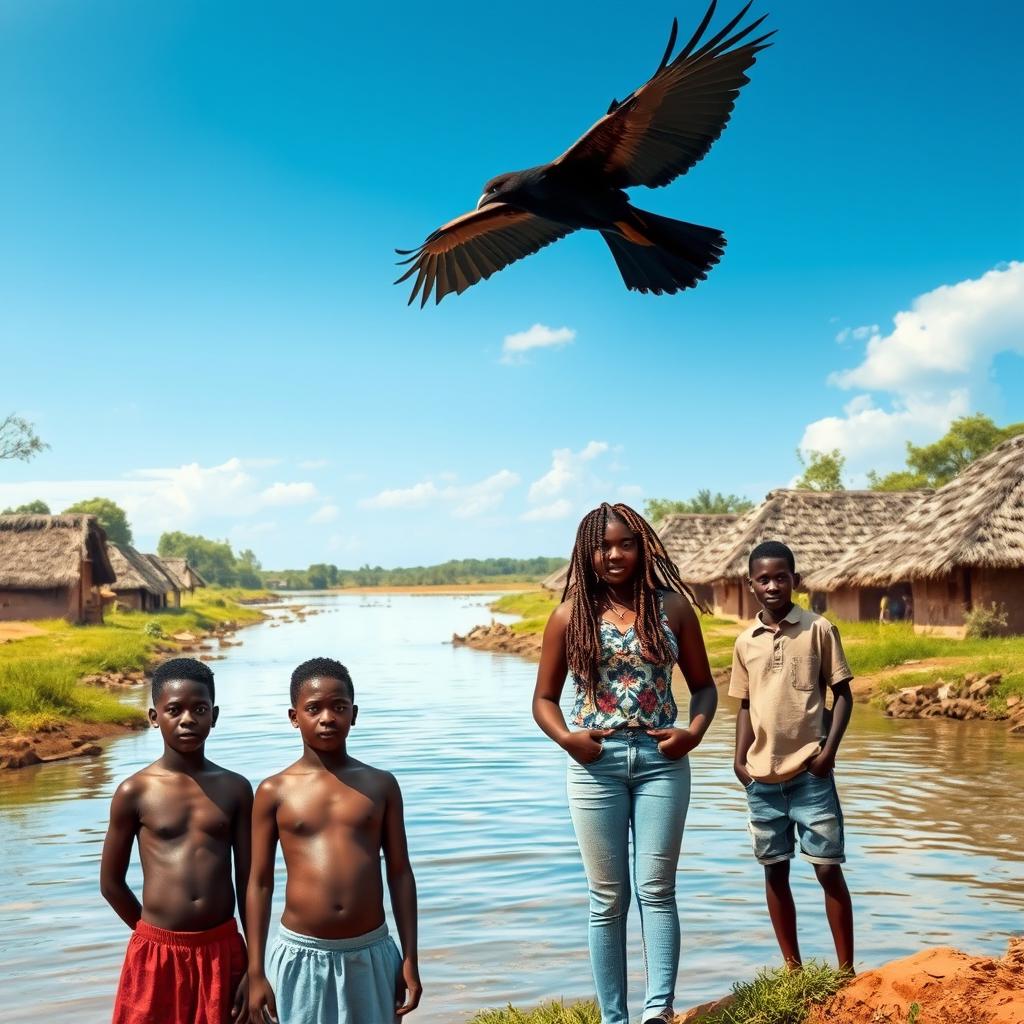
[262,557,567,590]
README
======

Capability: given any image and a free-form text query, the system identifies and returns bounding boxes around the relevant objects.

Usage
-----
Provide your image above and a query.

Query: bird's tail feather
[601,209,725,294]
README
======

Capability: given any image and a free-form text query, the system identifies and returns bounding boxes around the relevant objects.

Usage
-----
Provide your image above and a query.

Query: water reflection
[0,593,1022,1023]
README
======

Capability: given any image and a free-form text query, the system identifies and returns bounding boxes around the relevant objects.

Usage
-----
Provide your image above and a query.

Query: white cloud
[259,481,318,506]
[501,323,575,364]
[801,262,1024,478]
[360,469,520,518]
[522,499,573,521]
[0,457,320,538]
[835,324,879,344]
[308,504,340,524]
[528,441,609,503]
[832,262,1024,392]
[361,481,439,510]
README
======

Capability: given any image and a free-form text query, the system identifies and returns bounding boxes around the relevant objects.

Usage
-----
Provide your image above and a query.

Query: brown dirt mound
[806,940,1024,1024]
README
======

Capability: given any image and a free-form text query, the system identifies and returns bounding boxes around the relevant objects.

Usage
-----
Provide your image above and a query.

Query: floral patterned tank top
[570,592,679,729]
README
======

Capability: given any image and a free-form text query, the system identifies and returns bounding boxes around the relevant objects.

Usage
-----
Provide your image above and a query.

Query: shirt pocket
[788,653,820,691]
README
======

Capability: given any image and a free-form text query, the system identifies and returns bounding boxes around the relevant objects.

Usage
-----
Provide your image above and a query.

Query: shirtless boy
[247,657,421,1024]
[101,658,253,1024]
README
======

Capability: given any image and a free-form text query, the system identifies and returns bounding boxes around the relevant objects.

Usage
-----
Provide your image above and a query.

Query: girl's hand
[396,957,422,1016]
[562,729,613,764]
[647,727,700,760]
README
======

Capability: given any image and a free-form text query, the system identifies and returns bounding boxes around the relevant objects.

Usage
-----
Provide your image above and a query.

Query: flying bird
[396,1,773,306]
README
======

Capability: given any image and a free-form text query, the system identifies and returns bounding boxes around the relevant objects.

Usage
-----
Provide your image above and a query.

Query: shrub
[965,602,1008,639]
[143,621,164,638]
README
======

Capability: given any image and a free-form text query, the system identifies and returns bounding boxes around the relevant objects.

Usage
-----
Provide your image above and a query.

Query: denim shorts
[744,770,845,865]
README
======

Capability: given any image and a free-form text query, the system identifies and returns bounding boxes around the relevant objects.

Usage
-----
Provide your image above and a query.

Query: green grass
[467,1000,600,1024]
[0,590,266,733]
[699,961,851,1024]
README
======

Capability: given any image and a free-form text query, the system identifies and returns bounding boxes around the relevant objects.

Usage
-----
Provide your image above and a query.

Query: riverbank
[456,591,1024,728]
[469,938,1024,1023]
[0,589,276,770]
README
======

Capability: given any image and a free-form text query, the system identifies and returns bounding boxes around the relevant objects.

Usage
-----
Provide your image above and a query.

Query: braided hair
[562,502,705,698]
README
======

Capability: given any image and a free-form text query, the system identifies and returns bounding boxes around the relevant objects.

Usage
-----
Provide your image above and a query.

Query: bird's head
[477,173,521,209]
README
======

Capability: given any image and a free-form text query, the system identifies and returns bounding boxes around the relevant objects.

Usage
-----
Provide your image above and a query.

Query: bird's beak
[477,192,498,210]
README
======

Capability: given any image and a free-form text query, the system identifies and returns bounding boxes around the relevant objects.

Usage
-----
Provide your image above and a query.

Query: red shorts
[112,918,246,1024]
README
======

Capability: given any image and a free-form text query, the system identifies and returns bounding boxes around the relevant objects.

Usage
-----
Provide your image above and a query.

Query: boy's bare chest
[138,780,234,843]
[278,781,383,838]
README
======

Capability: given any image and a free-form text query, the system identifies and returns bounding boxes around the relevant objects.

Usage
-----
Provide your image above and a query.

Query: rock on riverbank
[884,673,1024,736]
[453,622,543,661]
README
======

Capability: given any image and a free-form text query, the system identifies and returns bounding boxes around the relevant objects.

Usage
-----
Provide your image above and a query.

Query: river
[1,592,1022,1022]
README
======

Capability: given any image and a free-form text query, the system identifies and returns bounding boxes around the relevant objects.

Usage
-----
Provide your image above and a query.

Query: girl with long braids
[532,502,717,1024]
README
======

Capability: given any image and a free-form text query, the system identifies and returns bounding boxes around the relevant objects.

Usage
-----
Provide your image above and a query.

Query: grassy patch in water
[698,961,851,1024]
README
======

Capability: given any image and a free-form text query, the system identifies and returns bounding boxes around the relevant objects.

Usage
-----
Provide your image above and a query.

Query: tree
[1,499,51,514]
[158,531,239,587]
[64,497,133,545]
[795,449,846,491]
[645,490,755,522]
[235,548,263,590]
[868,414,1024,490]
[0,414,47,462]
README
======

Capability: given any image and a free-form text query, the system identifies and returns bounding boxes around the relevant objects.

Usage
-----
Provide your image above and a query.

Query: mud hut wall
[690,583,714,611]
[912,575,966,630]
[713,578,760,619]
[116,589,146,613]
[972,567,1024,634]
[827,585,886,622]
[0,586,77,622]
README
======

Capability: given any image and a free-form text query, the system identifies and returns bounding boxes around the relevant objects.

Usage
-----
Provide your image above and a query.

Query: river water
[1,593,1022,1023]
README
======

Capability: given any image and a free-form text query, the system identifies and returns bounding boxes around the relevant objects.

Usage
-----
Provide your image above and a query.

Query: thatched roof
[658,514,739,578]
[0,514,116,588]
[541,563,569,592]
[160,557,208,590]
[144,555,182,595]
[107,543,168,596]
[803,434,1024,589]
[685,489,929,585]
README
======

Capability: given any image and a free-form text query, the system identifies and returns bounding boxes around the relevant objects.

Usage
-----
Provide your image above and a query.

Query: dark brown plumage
[396,1,773,306]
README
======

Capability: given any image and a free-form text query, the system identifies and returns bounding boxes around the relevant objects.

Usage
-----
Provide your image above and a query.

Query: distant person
[878,593,891,623]
[532,502,718,1024]
[731,541,855,972]
[100,658,252,1024]
[247,657,420,1024]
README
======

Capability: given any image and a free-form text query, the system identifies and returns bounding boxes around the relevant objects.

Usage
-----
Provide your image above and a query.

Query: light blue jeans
[566,730,691,1024]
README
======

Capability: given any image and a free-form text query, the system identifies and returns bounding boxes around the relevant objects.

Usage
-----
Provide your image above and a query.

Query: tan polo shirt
[729,604,853,783]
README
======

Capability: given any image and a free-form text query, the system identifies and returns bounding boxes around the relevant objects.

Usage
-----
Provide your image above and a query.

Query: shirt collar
[752,603,804,635]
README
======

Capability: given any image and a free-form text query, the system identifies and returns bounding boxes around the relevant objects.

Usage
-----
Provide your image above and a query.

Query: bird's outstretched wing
[395,204,574,306]
[552,1,774,189]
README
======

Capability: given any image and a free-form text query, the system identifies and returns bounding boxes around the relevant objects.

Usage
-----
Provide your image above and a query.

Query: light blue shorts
[745,770,846,865]
[268,922,402,1024]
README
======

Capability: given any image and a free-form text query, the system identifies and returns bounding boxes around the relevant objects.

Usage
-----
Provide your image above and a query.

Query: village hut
[657,513,739,609]
[159,557,208,594]
[106,543,170,612]
[541,564,569,593]
[0,514,115,623]
[686,489,928,620]
[802,434,1024,635]
[144,555,182,608]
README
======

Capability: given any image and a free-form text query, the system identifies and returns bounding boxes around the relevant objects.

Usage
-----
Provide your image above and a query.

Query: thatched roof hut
[144,555,183,607]
[0,514,115,623]
[541,563,569,593]
[107,543,170,612]
[801,435,1024,634]
[687,489,928,620]
[160,557,208,592]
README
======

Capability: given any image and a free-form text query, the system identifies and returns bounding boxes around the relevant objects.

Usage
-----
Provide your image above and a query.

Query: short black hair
[151,657,215,705]
[748,540,796,573]
[290,657,354,706]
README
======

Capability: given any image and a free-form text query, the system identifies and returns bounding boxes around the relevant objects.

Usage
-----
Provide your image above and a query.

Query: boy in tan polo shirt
[730,541,855,971]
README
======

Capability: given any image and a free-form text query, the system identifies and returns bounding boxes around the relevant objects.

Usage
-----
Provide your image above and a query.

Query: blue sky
[1,0,1022,567]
